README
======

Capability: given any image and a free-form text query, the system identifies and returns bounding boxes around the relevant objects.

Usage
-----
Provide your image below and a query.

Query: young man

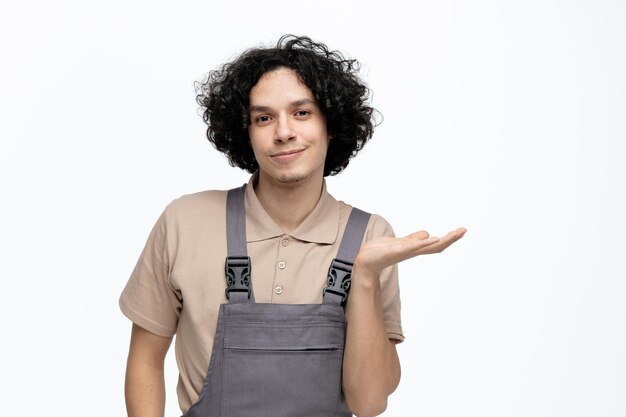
[120,35,465,417]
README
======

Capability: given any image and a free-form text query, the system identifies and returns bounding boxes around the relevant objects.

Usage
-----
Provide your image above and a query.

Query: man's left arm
[342,227,466,416]
[342,266,401,417]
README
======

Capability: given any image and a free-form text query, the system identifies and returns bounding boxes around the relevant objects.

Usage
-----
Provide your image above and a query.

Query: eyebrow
[249,98,317,113]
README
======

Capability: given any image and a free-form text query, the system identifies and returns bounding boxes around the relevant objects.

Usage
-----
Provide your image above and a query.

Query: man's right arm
[125,323,173,417]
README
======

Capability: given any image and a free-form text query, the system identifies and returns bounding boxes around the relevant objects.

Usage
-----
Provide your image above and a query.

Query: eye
[294,110,311,118]
[255,115,272,124]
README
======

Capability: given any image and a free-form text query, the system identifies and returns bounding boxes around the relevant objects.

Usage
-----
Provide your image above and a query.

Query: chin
[276,173,307,184]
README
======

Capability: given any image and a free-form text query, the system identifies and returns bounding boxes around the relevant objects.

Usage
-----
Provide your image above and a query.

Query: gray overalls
[183,185,371,417]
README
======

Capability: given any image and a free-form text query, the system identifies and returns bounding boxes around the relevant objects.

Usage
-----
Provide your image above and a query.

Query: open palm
[354,228,467,276]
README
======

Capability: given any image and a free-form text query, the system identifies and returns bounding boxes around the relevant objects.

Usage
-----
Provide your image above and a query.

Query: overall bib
[183,185,371,417]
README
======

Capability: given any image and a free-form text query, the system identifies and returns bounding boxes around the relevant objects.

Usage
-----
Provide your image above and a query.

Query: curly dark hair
[196,35,379,176]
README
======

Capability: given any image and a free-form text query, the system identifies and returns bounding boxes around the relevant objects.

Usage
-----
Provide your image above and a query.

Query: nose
[274,114,296,143]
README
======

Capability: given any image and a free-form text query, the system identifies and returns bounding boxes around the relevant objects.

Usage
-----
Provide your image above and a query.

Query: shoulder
[336,199,395,240]
[167,189,228,210]
[161,189,229,229]
[164,189,228,214]
[366,213,395,239]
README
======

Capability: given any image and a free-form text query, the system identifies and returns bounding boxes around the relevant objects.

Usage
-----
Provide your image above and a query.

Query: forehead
[249,67,315,106]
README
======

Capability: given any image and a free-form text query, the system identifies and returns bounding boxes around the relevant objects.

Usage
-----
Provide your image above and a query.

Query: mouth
[270,148,306,161]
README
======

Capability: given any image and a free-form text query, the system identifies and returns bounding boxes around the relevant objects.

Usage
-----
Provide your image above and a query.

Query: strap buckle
[323,258,353,305]
[225,256,251,299]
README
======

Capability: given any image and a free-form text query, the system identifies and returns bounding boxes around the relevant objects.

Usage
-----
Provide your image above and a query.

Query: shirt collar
[244,173,340,245]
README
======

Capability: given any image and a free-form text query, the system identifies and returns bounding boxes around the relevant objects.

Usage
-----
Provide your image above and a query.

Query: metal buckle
[225,256,251,299]
[323,258,353,305]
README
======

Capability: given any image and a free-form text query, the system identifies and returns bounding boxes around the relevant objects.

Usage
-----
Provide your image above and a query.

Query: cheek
[247,129,263,156]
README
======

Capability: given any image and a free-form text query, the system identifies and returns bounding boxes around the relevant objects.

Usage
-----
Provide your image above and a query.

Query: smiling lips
[270,148,305,161]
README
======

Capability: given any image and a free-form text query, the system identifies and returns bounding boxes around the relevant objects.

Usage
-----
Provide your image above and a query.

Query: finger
[405,228,465,242]
[443,228,465,241]
[404,234,439,247]
[417,229,465,254]
[381,235,440,263]
[431,228,465,245]
[405,230,430,240]
[403,236,441,258]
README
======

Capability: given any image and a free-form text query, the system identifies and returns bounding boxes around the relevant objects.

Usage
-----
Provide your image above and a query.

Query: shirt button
[281,238,289,247]
[275,285,283,295]
[278,261,286,270]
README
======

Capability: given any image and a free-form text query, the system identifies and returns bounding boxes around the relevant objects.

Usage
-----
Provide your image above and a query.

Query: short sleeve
[365,215,405,343]
[119,206,182,337]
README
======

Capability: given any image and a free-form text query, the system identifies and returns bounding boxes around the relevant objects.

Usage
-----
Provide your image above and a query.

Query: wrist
[351,263,379,290]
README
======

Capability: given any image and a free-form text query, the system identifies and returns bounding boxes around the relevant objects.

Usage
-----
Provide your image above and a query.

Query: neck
[254,171,324,233]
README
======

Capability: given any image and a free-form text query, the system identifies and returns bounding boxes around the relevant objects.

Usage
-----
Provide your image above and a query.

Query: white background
[1,0,625,416]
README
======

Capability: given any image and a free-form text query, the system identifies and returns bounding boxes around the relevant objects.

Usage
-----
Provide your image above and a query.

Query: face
[248,67,329,186]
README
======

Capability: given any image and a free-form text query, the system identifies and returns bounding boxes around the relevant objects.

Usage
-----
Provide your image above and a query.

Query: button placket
[273,235,290,299]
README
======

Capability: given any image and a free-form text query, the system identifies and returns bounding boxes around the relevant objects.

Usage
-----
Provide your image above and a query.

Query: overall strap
[323,208,371,306]
[225,185,254,304]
